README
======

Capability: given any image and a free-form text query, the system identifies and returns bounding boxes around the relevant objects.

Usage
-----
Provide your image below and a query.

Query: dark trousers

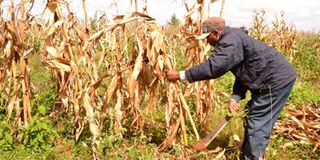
[241,79,296,160]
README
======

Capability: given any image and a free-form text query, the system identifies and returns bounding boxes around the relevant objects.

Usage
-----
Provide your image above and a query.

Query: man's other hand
[228,100,240,113]
[166,70,180,82]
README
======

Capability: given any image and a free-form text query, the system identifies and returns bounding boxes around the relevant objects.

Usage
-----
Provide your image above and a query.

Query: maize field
[0,0,319,159]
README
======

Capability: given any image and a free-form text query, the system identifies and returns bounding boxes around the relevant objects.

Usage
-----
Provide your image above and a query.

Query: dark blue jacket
[185,26,297,100]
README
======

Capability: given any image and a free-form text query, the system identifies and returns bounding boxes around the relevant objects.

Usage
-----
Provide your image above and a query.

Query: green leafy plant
[0,132,14,151]
[20,116,58,152]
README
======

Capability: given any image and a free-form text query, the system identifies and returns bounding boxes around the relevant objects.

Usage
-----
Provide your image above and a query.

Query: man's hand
[166,70,180,82]
[228,100,240,113]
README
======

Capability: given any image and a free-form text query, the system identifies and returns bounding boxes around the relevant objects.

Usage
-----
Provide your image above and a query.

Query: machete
[191,115,231,150]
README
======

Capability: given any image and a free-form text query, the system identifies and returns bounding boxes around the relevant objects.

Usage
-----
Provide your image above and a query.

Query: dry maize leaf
[158,114,181,152]
[105,75,118,105]
[122,12,141,22]
[46,20,63,37]
[195,90,202,115]
[22,88,32,122]
[146,30,153,56]
[132,12,155,21]
[4,40,12,57]
[75,119,84,141]
[12,106,22,130]
[213,149,226,160]
[165,83,174,127]
[111,12,133,22]
[108,32,118,52]
[305,107,320,118]
[54,2,64,20]
[44,58,71,72]
[184,83,194,97]
[5,95,18,125]
[286,109,303,116]
[91,77,104,91]
[133,74,143,108]
[128,37,143,98]
[148,30,163,64]
[46,46,60,57]
[114,91,123,131]
[306,122,320,129]
[186,37,198,49]
[5,22,16,38]
[162,54,173,71]
[154,60,164,82]
[183,0,190,12]
[281,142,296,149]
[75,28,88,41]
[291,131,309,143]
[61,97,69,107]
[185,4,201,19]
[83,92,100,137]
[141,63,154,86]
[145,78,158,113]
[73,98,80,117]
[22,48,33,59]
[81,28,104,51]
[290,116,305,130]
[7,60,16,94]
[309,135,320,145]
[113,14,124,21]
[157,55,164,71]
[88,29,104,42]
[314,143,320,152]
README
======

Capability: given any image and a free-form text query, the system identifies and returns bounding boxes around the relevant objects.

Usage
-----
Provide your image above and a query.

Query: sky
[74,0,320,32]
[2,0,320,32]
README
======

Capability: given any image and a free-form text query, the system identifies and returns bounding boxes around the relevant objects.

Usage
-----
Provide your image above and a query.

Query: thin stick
[180,105,188,145]
[82,0,89,30]
[179,92,200,140]
[135,0,138,12]
[220,0,225,17]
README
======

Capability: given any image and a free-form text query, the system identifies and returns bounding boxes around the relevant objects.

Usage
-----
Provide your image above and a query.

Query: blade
[192,116,230,150]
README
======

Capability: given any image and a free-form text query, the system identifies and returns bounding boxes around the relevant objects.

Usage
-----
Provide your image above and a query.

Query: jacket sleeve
[185,34,243,82]
[232,78,247,102]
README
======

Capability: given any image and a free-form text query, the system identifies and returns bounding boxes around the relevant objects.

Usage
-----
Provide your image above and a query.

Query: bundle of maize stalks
[1,0,301,159]
[274,104,320,152]
[0,0,225,158]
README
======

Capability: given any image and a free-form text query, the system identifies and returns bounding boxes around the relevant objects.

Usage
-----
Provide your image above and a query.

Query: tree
[167,13,180,26]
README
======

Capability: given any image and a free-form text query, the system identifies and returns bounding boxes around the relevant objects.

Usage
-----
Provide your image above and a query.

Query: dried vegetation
[0,0,318,159]
[274,104,320,152]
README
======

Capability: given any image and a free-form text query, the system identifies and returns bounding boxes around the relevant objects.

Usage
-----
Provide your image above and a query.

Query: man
[166,17,297,160]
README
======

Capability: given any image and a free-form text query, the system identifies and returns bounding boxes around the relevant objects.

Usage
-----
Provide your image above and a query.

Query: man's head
[197,17,225,46]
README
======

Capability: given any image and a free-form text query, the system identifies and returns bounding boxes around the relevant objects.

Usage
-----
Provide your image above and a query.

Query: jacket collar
[219,26,230,41]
